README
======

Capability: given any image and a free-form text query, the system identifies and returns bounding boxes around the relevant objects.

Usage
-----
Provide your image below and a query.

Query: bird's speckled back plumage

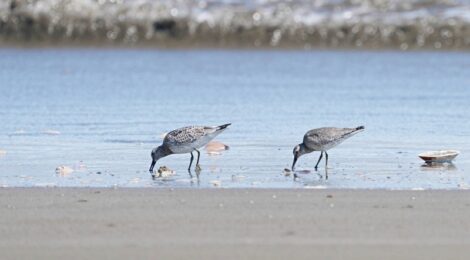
[303,127,364,151]
[164,126,214,146]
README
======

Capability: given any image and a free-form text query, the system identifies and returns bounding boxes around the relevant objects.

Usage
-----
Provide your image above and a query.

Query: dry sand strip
[1,188,470,260]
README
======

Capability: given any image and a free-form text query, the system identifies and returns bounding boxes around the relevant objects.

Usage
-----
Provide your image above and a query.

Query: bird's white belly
[312,139,345,151]
[169,135,216,154]
[169,144,196,154]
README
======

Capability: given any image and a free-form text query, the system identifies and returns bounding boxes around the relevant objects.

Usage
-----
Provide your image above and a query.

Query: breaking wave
[1,0,469,49]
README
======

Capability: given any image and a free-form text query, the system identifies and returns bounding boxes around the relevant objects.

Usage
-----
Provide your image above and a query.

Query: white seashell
[55,165,74,175]
[205,141,229,155]
[156,166,175,178]
[419,150,459,163]
[283,168,291,176]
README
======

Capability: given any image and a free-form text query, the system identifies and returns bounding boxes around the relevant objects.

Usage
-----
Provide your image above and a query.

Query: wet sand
[1,188,470,259]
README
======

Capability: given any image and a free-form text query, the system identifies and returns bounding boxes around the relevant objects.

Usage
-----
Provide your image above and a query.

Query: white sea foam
[0,0,469,49]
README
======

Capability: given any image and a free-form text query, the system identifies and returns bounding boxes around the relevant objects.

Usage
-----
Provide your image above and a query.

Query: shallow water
[0,48,469,189]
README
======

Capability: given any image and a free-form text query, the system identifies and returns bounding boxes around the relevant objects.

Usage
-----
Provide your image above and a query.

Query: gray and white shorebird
[291,126,364,179]
[149,123,231,176]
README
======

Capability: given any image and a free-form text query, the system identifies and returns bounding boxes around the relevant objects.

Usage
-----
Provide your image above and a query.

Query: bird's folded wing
[304,127,356,147]
[164,126,206,145]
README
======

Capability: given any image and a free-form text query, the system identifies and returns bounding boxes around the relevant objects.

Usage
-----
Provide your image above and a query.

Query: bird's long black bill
[149,160,156,174]
[291,156,298,171]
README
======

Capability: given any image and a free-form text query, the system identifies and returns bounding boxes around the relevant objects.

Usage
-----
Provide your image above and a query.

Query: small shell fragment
[156,166,175,178]
[205,141,229,155]
[283,168,291,176]
[55,166,74,176]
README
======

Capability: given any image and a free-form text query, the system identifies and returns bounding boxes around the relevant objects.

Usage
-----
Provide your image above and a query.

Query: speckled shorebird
[149,124,231,176]
[291,126,364,179]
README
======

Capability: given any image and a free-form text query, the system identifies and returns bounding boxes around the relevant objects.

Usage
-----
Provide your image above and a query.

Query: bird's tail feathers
[356,126,365,131]
[217,123,231,131]
[349,125,365,136]
[342,125,365,139]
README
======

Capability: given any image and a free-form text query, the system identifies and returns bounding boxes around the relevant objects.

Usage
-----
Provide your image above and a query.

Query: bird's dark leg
[149,160,156,175]
[195,149,201,172]
[188,152,194,176]
[314,152,323,170]
[325,152,329,180]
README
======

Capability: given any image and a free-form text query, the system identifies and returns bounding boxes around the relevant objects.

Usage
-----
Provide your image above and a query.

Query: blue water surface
[0,49,469,189]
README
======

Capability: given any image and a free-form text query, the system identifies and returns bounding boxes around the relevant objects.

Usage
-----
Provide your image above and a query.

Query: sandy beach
[1,1,469,259]
[1,188,469,259]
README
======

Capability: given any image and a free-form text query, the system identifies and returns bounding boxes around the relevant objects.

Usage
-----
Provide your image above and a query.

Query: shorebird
[291,126,364,179]
[149,123,231,176]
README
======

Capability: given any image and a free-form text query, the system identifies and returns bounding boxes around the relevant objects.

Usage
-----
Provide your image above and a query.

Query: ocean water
[1,0,470,49]
[0,48,469,189]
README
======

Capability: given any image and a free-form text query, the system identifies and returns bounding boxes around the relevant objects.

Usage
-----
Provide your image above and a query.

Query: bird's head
[149,146,170,174]
[292,143,310,171]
